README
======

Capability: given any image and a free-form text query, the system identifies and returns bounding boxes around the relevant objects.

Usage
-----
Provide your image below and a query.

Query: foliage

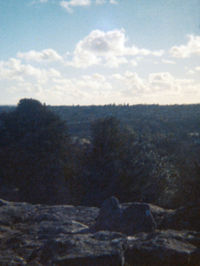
[49,104,200,207]
[0,102,200,207]
[70,117,172,206]
[0,99,70,204]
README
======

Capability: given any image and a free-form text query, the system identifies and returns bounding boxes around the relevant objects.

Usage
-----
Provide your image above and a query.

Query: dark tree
[79,117,135,205]
[0,98,70,204]
[74,116,170,207]
[91,117,127,162]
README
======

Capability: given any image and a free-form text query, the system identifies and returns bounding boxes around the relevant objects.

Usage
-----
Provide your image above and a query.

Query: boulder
[121,202,156,234]
[122,202,176,230]
[95,197,156,234]
[94,196,122,232]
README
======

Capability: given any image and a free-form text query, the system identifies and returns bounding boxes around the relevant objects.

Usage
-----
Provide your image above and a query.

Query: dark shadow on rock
[94,196,156,235]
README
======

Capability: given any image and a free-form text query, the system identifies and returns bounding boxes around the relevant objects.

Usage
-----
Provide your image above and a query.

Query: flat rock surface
[0,198,200,265]
[125,230,200,266]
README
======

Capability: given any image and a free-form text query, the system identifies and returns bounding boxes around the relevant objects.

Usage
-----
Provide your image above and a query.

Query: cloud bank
[1,32,199,105]
[17,49,62,63]
[170,35,200,58]
[68,29,164,68]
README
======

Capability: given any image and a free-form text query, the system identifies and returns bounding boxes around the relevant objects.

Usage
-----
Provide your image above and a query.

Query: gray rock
[0,254,27,265]
[122,202,174,230]
[0,198,9,206]
[95,197,156,234]
[54,253,123,266]
[38,220,88,237]
[125,230,200,266]
[0,198,200,265]
[36,233,125,265]
[121,202,156,234]
[161,205,200,231]
[95,196,122,231]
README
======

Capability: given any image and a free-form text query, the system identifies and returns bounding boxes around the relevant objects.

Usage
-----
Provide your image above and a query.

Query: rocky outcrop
[31,231,125,266]
[0,197,200,265]
[125,230,200,266]
[160,204,200,232]
[95,196,156,234]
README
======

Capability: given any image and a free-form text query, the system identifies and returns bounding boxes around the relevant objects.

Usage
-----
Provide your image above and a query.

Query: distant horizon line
[1,102,200,107]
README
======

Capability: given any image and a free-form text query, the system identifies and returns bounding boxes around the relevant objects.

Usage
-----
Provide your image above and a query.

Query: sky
[0,0,200,105]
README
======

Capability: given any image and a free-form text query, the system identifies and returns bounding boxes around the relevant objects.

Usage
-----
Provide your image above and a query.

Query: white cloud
[148,72,176,91]
[60,0,118,12]
[170,35,200,58]
[148,72,196,95]
[51,73,115,104]
[75,73,112,93]
[130,60,138,67]
[60,0,91,13]
[1,56,199,104]
[187,66,200,75]
[0,58,114,104]
[112,71,147,96]
[195,66,200,72]
[0,58,23,81]
[161,59,176,64]
[0,58,61,84]
[17,49,62,63]
[79,29,126,55]
[188,70,195,75]
[105,56,127,68]
[52,73,112,98]
[68,29,164,68]
[111,71,198,103]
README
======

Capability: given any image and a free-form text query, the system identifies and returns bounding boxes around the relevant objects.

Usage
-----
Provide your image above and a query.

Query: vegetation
[0,100,200,207]
[0,99,70,204]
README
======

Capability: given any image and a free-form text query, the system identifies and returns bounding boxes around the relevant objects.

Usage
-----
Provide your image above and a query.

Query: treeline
[50,104,200,138]
[0,99,200,208]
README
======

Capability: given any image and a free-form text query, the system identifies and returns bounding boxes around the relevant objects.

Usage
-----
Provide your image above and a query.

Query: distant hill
[49,104,200,139]
[1,104,200,138]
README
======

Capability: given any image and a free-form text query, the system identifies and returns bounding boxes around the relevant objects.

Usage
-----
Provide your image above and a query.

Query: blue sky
[0,0,200,105]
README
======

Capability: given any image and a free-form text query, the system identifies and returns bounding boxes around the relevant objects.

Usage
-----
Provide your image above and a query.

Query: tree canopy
[0,98,70,204]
